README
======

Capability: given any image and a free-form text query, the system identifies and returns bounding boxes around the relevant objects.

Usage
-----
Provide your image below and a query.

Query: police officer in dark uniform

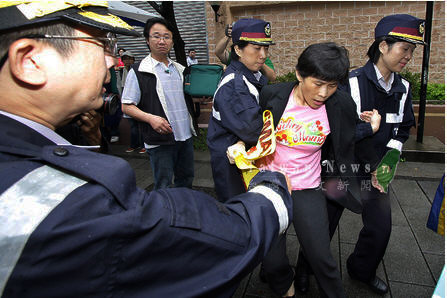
[338,14,424,294]
[207,18,274,202]
[0,2,293,297]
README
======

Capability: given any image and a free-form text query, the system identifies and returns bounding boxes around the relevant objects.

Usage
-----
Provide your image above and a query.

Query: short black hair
[296,42,349,84]
[0,21,76,66]
[189,49,195,53]
[367,36,400,64]
[230,40,249,61]
[143,17,174,40]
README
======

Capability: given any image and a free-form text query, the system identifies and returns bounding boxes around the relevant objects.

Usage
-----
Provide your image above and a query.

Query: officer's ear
[7,38,47,86]
[234,45,242,58]
[378,40,389,55]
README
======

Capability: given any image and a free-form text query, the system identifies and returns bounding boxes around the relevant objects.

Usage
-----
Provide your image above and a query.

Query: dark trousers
[263,189,345,297]
[346,184,391,282]
[209,152,246,202]
[127,118,143,149]
[301,179,392,282]
[147,138,194,190]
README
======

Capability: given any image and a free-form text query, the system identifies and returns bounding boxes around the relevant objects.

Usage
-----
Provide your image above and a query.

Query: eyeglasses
[149,35,172,41]
[22,32,118,57]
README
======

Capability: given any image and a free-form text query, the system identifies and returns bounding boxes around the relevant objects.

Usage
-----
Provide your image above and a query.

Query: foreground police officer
[0,2,293,297]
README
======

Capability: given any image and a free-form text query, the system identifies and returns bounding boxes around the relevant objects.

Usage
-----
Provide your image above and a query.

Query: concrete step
[402,135,445,163]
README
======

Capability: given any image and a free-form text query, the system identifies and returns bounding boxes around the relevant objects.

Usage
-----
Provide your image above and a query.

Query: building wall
[206,1,445,83]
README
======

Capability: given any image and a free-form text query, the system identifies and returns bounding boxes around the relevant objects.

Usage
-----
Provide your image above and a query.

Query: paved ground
[109,144,444,298]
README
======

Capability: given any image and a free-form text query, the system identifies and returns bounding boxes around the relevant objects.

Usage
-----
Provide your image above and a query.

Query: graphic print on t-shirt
[276,116,328,147]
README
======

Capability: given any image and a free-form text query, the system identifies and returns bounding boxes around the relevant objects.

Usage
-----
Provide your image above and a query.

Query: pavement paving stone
[403,206,445,255]
[389,187,408,227]
[388,281,435,298]
[418,180,442,204]
[338,210,364,245]
[424,253,445,283]
[395,162,445,180]
[391,180,444,255]
[384,225,435,286]
[392,179,432,208]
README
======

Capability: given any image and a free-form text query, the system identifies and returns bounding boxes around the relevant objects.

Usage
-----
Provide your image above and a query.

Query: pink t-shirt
[260,91,331,190]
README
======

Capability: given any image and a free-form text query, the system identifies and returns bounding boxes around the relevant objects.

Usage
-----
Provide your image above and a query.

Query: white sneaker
[110,136,119,143]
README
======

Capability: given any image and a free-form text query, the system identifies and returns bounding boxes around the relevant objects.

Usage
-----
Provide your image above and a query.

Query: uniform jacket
[131,54,198,145]
[339,60,416,159]
[259,82,380,213]
[207,60,268,202]
[0,113,293,297]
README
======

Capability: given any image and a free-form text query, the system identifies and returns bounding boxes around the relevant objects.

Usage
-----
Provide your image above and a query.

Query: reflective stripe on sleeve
[212,73,260,121]
[211,73,235,121]
[0,165,88,294]
[242,75,259,103]
[386,79,410,124]
[212,107,221,121]
[349,77,361,116]
[249,185,289,234]
[386,139,403,152]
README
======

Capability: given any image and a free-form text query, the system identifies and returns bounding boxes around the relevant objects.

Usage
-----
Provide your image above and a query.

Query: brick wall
[206,1,445,84]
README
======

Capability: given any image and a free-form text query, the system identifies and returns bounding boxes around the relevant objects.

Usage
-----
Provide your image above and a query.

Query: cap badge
[264,23,271,37]
[419,22,425,35]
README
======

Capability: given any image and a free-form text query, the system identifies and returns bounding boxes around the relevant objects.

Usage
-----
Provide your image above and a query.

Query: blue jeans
[147,138,194,189]
[127,118,143,149]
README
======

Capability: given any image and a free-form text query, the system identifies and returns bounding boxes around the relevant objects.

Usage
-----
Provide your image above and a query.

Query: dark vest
[131,62,197,145]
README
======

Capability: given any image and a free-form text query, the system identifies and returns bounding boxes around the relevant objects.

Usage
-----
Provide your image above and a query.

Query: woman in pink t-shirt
[253,43,381,297]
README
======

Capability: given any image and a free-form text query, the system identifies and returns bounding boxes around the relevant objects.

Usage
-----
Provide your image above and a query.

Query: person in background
[120,51,144,153]
[102,68,122,144]
[116,47,125,68]
[215,21,276,82]
[207,18,274,202]
[122,18,197,190]
[187,48,198,66]
[119,51,135,94]
[56,109,107,153]
[0,2,295,297]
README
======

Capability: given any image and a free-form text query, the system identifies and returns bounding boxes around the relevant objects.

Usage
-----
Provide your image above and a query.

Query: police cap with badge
[375,14,426,45]
[0,0,139,37]
[232,18,275,45]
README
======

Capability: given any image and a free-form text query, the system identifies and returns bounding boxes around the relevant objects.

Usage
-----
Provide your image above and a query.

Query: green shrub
[400,70,444,103]
[427,83,445,102]
[274,70,444,103]
[274,71,297,83]
[401,70,421,100]
[193,128,208,151]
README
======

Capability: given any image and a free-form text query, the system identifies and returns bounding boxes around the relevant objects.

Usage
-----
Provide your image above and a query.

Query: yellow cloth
[233,110,276,188]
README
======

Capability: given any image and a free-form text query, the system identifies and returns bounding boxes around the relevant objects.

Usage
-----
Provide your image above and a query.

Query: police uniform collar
[364,60,407,94]
[230,59,266,87]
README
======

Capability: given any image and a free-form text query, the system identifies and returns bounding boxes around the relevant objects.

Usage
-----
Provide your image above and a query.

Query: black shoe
[367,276,389,295]
[294,266,309,294]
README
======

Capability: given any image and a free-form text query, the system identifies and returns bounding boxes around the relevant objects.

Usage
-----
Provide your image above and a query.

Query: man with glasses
[0,2,294,297]
[122,17,197,190]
